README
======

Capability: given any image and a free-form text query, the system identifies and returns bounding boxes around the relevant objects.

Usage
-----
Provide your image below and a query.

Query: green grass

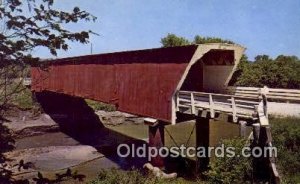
[14,87,34,110]
[89,168,201,184]
[0,78,34,110]
[85,99,116,112]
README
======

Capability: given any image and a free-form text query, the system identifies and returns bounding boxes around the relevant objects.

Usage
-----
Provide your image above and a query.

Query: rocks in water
[4,110,144,138]
[96,110,144,126]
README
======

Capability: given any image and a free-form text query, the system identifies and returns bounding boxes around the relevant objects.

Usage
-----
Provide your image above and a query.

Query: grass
[89,168,202,184]
[85,99,116,112]
[0,78,32,108]
[13,87,34,110]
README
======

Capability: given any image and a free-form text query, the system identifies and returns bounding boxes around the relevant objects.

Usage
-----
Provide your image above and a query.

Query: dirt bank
[1,109,148,183]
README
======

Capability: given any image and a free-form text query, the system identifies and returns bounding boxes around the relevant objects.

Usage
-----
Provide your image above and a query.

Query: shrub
[270,117,300,183]
[204,137,252,184]
[89,168,190,184]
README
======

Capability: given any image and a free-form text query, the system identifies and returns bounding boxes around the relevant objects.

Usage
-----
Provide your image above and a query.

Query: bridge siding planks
[31,45,197,122]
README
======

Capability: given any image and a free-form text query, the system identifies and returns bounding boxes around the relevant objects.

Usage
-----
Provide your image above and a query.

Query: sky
[33,0,300,61]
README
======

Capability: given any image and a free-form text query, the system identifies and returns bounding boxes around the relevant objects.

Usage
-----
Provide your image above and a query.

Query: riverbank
[1,109,148,183]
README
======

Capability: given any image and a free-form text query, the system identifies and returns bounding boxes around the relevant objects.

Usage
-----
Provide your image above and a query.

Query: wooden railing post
[209,94,215,118]
[231,96,237,122]
[191,92,195,115]
[176,91,180,111]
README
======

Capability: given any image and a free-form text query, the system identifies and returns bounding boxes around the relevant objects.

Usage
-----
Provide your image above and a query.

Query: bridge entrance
[180,49,235,93]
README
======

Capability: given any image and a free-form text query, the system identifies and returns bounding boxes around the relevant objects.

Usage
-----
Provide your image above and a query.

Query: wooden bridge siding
[31,44,245,123]
[31,45,202,122]
[31,61,189,122]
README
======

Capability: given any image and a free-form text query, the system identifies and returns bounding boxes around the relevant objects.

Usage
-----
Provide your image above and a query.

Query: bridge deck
[176,90,261,122]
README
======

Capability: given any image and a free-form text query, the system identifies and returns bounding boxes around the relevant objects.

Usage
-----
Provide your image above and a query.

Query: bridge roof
[31,44,245,123]
[43,44,198,64]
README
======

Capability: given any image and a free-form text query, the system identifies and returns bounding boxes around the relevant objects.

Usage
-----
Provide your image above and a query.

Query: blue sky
[34,0,300,61]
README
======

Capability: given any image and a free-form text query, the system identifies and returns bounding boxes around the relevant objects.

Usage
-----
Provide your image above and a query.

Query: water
[13,123,149,183]
[13,118,240,183]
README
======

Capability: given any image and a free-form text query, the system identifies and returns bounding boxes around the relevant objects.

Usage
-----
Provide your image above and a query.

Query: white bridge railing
[227,86,300,102]
[176,90,262,123]
[176,86,300,125]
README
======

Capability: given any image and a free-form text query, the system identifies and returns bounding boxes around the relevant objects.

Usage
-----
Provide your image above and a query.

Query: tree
[0,1,97,182]
[233,55,300,88]
[229,54,250,86]
[193,35,234,44]
[160,33,234,47]
[0,0,97,111]
[160,33,190,47]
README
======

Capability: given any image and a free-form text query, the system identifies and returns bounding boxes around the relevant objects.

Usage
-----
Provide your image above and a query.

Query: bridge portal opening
[180,49,235,93]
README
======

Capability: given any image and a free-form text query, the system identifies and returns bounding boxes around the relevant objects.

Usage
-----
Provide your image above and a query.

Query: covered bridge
[31,43,245,124]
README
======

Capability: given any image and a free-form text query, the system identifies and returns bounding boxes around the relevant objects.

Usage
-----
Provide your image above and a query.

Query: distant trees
[160,33,233,47]
[160,34,190,47]
[232,55,300,88]
[161,33,300,89]
[193,35,234,44]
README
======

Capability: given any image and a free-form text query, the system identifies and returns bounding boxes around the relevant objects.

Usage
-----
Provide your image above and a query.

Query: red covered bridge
[31,43,245,124]
[30,43,282,180]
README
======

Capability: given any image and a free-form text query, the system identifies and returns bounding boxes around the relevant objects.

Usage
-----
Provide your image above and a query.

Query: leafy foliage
[193,35,234,44]
[271,117,300,183]
[0,1,96,182]
[0,0,96,112]
[204,138,252,184]
[13,87,34,110]
[160,33,233,48]
[0,0,96,60]
[89,168,190,184]
[0,120,14,183]
[161,33,190,47]
[232,55,300,88]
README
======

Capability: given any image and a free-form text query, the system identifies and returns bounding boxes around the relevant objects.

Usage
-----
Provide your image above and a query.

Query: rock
[3,114,60,139]
[4,145,104,173]
[143,163,177,179]
[96,110,144,126]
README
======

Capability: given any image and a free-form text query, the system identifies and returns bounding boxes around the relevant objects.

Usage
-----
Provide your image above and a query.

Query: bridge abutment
[148,122,165,168]
[195,117,210,172]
